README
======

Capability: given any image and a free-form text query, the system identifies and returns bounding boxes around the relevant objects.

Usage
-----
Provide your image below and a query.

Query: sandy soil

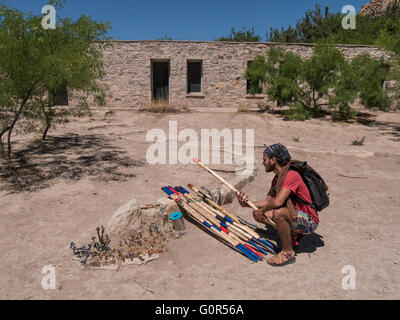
[0,108,399,300]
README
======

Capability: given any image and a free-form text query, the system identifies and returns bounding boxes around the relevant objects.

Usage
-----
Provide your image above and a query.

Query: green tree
[246,43,392,119]
[258,43,348,115]
[352,55,390,110]
[375,7,400,109]
[0,1,111,158]
[218,26,261,42]
[267,2,400,46]
[244,56,267,94]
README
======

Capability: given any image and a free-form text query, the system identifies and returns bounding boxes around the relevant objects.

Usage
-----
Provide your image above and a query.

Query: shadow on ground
[256,225,325,255]
[0,134,145,193]
[266,107,400,141]
[355,112,400,142]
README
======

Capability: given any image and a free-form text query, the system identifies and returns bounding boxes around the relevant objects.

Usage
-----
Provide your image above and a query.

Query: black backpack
[289,162,329,212]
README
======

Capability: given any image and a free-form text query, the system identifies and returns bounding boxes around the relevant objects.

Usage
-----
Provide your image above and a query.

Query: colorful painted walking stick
[164,187,261,262]
[192,158,277,228]
[187,184,278,253]
[175,186,268,256]
[161,187,260,262]
[166,186,262,261]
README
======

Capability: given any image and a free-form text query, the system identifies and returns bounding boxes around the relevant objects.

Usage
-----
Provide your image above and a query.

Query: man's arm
[236,187,277,208]
[253,194,274,208]
[260,188,291,212]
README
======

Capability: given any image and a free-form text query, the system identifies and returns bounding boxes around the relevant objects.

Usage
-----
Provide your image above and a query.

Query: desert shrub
[237,104,252,112]
[284,103,312,121]
[351,55,391,110]
[246,43,394,120]
[247,43,349,116]
[244,55,268,95]
[140,101,190,113]
[218,26,261,42]
[352,136,366,146]
[331,103,358,121]
[376,11,400,110]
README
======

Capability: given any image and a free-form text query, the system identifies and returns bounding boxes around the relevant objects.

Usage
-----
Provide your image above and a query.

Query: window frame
[187,60,203,94]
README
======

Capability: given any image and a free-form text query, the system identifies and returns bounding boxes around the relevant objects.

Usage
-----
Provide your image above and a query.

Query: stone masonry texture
[92,41,388,109]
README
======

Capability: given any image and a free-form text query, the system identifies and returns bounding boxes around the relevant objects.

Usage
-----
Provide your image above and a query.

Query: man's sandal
[267,251,296,267]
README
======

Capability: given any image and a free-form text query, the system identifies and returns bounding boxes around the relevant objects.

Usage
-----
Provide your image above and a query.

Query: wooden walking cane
[188,183,260,235]
[167,186,258,257]
[179,186,256,241]
[161,187,260,262]
[186,184,277,254]
[192,158,277,228]
[175,187,268,256]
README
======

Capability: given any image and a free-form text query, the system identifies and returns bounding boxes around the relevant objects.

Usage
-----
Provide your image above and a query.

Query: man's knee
[272,207,290,223]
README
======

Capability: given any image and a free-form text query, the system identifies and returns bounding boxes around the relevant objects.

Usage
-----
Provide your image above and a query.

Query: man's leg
[264,208,296,266]
[265,207,293,252]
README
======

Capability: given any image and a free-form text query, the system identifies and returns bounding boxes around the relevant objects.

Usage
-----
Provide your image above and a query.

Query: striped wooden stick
[187,184,277,253]
[161,187,260,262]
[188,184,265,236]
[169,186,264,260]
[174,187,265,258]
[177,186,255,242]
[192,158,276,228]
[176,186,269,256]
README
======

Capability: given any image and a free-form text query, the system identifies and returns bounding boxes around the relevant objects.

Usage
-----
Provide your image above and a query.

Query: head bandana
[263,143,291,163]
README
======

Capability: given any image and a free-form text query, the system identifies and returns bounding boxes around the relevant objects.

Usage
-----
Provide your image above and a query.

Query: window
[152,61,170,102]
[246,61,262,94]
[187,61,202,93]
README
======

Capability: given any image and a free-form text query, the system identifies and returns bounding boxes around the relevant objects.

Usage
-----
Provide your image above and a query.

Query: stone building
[88,40,387,109]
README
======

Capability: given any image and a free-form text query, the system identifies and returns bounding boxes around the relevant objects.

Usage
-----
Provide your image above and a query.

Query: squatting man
[236,144,319,266]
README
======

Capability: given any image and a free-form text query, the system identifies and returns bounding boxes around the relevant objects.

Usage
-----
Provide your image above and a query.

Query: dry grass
[237,102,271,113]
[237,104,251,113]
[139,101,190,113]
[352,136,366,146]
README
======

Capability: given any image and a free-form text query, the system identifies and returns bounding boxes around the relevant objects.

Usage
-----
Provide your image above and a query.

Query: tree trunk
[42,124,50,141]
[5,82,39,158]
[40,103,51,141]
[0,136,6,159]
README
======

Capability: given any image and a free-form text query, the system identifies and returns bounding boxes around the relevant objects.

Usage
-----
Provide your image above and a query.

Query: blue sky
[6,0,369,40]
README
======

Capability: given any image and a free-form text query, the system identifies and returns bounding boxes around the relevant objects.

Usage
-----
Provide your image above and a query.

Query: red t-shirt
[271,171,319,224]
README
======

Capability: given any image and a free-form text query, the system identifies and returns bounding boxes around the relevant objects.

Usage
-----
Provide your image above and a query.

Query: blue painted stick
[161,186,259,262]
[173,186,264,260]
[176,186,272,255]
[169,186,261,261]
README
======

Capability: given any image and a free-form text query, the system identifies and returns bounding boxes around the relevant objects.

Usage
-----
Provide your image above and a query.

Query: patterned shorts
[291,211,318,235]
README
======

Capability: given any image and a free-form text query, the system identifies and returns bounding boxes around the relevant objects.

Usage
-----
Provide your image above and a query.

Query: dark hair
[263,143,291,167]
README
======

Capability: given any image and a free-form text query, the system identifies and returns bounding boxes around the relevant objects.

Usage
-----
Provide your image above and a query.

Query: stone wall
[95,40,388,109]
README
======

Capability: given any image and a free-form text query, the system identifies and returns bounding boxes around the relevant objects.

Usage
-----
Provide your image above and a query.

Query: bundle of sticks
[161,185,278,262]
[192,158,276,228]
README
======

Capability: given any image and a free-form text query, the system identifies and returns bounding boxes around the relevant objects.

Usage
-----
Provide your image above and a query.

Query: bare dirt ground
[0,108,399,300]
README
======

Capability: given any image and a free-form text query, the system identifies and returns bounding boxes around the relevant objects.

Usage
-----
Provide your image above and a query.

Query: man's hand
[236,191,249,208]
[252,208,266,223]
